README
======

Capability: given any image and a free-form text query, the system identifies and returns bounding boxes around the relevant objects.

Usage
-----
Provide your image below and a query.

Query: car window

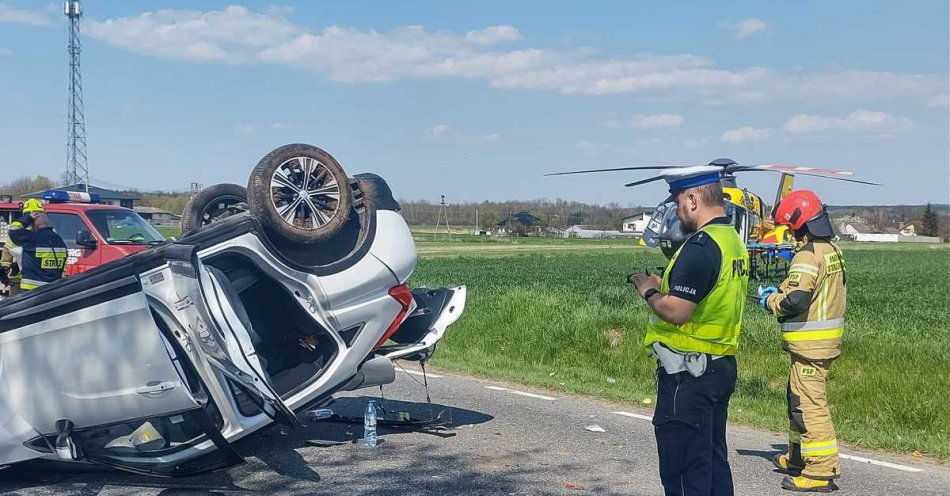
[86,209,165,245]
[48,212,88,249]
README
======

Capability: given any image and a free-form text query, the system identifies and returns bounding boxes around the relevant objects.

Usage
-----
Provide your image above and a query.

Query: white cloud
[425,124,500,144]
[0,47,12,57]
[234,122,291,134]
[82,6,945,104]
[633,113,683,129]
[721,18,768,40]
[0,2,54,26]
[721,126,770,143]
[606,113,683,129]
[783,109,914,133]
[465,25,522,45]
[426,124,455,138]
[465,132,502,144]
[927,94,949,108]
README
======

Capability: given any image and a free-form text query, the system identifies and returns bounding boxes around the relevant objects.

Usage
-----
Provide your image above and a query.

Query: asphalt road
[2,365,947,496]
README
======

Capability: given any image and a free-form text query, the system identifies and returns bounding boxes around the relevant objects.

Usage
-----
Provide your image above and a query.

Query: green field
[409,238,950,459]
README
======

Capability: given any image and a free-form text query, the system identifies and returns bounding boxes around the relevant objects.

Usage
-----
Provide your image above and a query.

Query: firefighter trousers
[786,353,840,479]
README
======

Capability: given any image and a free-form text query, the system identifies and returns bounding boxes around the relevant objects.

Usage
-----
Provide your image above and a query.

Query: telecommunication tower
[434,195,452,238]
[64,1,89,191]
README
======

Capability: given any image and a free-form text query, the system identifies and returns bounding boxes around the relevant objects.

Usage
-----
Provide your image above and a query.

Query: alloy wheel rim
[269,156,341,230]
[200,194,247,225]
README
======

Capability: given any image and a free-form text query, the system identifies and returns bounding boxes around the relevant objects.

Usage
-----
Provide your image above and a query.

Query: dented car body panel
[0,175,465,475]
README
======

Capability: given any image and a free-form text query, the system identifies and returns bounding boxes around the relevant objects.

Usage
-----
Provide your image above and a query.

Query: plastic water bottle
[364,400,378,447]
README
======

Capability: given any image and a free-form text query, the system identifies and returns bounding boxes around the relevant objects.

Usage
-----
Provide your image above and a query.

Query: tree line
[1,175,946,239]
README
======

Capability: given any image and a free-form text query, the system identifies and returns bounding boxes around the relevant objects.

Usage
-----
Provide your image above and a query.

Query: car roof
[0,202,131,214]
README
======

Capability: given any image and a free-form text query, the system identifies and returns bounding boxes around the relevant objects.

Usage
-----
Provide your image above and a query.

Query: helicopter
[546,158,880,282]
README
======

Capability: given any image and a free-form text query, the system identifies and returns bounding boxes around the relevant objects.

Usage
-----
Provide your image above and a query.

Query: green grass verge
[157,226,182,239]
[410,241,950,459]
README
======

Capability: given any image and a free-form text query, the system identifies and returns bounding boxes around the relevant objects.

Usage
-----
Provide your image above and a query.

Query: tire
[247,144,353,244]
[180,183,248,233]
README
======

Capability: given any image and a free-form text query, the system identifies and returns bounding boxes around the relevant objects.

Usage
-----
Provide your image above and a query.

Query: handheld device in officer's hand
[626,267,666,284]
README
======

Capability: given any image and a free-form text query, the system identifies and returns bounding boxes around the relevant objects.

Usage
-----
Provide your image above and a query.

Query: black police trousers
[653,355,737,496]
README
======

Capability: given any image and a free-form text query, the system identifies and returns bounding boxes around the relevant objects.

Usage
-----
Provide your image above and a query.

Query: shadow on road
[735,443,786,462]
[0,396,558,496]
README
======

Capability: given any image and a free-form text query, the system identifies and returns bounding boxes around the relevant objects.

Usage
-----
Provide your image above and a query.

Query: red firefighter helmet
[773,189,834,238]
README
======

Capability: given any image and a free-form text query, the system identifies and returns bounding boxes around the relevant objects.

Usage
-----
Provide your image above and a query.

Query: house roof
[496,211,543,227]
[838,219,875,234]
[621,212,651,222]
[23,184,140,201]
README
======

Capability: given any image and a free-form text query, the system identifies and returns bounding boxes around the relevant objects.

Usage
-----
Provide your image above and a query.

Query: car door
[381,286,467,361]
[0,275,200,437]
[0,273,230,474]
[155,244,300,429]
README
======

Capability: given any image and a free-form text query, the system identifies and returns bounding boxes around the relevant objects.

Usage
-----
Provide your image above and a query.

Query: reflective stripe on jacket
[766,239,846,359]
[7,217,68,290]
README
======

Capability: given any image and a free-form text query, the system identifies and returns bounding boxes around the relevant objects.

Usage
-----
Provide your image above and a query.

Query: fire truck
[0,190,165,278]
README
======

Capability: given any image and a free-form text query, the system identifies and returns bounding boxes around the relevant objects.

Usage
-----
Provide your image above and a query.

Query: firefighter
[7,199,68,291]
[760,190,845,493]
[631,170,749,496]
[1,198,47,295]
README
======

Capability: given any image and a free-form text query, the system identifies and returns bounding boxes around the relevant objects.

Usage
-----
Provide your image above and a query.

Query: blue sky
[1,1,947,206]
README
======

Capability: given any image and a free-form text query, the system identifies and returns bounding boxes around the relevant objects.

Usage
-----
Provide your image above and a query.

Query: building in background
[620,212,652,234]
[564,225,638,239]
[833,216,939,243]
[134,206,181,227]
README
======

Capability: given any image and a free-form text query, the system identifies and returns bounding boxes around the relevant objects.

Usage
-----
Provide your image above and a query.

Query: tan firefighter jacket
[766,238,846,360]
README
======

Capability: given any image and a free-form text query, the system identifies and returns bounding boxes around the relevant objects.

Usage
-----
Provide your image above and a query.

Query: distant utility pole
[434,194,452,239]
[190,182,203,197]
[64,1,89,191]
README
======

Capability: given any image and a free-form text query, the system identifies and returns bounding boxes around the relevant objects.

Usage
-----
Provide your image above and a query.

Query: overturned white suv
[0,144,466,476]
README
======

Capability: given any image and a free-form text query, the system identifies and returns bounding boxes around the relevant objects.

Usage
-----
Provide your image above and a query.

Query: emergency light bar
[42,190,101,204]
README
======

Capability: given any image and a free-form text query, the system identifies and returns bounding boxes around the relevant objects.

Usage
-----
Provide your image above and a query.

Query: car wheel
[247,144,353,244]
[181,183,248,233]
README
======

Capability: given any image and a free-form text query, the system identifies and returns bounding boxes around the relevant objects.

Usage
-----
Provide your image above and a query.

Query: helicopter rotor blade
[623,176,668,187]
[544,165,695,177]
[730,167,881,186]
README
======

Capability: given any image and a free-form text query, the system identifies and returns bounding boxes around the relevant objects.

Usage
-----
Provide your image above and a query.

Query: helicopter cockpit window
[642,201,685,249]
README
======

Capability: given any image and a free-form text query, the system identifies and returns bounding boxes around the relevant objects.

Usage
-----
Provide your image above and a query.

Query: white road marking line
[608,411,925,474]
[613,411,653,421]
[400,369,443,378]
[484,385,557,401]
[840,453,924,473]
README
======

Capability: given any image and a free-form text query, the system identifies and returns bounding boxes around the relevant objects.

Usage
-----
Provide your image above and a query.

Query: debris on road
[585,424,606,433]
[306,408,334,421]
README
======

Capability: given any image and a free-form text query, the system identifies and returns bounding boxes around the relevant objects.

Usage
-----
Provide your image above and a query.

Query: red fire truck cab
[0,191,165,276]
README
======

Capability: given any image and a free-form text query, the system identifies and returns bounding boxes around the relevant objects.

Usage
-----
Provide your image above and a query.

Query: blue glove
[758,286,778,309]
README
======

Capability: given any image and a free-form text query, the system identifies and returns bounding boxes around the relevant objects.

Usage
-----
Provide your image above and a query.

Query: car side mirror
[76,230,97,248]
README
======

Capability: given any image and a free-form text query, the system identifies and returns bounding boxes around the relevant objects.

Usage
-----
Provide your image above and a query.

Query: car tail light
[373,284,414,350]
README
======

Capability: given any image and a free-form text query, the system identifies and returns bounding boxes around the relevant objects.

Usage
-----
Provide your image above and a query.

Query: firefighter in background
[7,199,68,291]
[759,190,845,493]
[0,199,48,295]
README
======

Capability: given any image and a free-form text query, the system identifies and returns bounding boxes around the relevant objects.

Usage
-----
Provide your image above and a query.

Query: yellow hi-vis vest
[643,223,749,356]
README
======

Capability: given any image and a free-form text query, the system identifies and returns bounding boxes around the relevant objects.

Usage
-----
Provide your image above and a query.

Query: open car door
[159,244,301,429]
[380,286,466,361]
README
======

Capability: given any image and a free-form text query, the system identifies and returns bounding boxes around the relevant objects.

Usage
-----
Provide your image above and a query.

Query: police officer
[760,190,844,492]
[7,199,68,291]
[632,170,749,496]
